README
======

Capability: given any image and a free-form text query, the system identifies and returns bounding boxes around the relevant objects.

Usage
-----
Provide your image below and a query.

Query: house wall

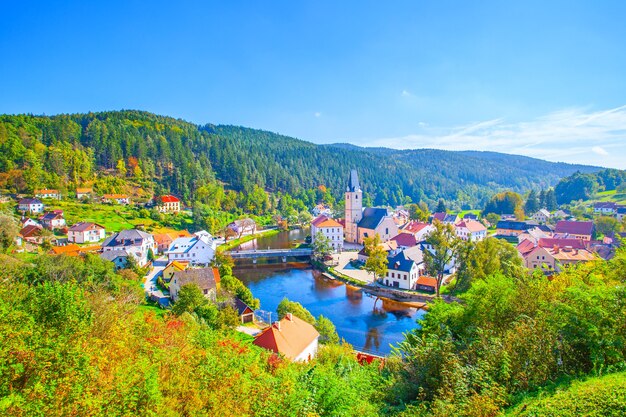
[311,225,344,251]
[384,264,420,290]
[294,338,319,362]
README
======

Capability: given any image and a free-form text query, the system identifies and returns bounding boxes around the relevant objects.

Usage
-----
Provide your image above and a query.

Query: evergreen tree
[525,190,540,214]
[436,199,447,213]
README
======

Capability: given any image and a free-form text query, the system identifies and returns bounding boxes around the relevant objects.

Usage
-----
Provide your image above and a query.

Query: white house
[156,195,181,213]
[401,221,434,241]
[454,219,487,242]
[100,250,130,270]
[166,232,216,265]
[253,314,320,362]
[20,217,40,228]
[617,207,626,221]
[40,210,66,230]
[594,202,618,215]
[34,189,61,200]
[18,198,44,213]
[68,222,106,243]
[311,215,344,252]
[312,204,332,217]
[383,250,424,290]
[101,229,156,267]
[531,209,551,224]
[76,188,93,199]
[102,194,130,205]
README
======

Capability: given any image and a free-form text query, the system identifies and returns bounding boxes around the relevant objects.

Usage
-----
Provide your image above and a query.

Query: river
[232,229,424,355]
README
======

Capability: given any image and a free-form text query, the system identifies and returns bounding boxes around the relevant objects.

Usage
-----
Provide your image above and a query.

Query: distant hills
[0,110,600,209]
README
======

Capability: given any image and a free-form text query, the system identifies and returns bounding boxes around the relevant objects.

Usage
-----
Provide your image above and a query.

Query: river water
[232,229,424,355]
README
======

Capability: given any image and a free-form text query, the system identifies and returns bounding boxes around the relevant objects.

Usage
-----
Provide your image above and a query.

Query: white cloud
[401,90,412,97]
[314,112,321,118]
[592,146,609,156]
[418,122,428,127]
[349,105,626,168]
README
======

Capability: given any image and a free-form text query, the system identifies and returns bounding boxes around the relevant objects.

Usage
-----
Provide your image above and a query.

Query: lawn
[594,189,626,204]
[43,200,193,233]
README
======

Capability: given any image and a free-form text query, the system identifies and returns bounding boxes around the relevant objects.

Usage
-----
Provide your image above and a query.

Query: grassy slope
[594,189,626,205]
[43,199,193,234]
[505,372,626,417]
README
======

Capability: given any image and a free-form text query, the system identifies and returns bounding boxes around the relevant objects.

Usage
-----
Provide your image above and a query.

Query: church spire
[346,169,361,192]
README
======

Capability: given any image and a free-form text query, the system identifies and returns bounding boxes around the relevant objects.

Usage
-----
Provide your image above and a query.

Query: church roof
[346,169,361,192]
[358,207,389,230]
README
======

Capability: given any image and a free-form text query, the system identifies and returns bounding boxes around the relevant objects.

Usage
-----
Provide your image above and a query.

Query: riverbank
[217,228,281,252]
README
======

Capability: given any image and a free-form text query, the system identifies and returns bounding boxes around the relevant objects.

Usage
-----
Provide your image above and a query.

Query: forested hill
[0,110,598,208]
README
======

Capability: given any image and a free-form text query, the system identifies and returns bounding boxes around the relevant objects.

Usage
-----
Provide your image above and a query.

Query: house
[166,232,216,265]
[162,260,190,282]
[50,244,82,257]
[253,313,320,362]
[616,207,626,222]
[552,209,571,219]
[390,232,419,249]
[463,212,479,220]
[383,250,424,290]
[153,230,193,254]
[455,219,487,242]
[594,202,618,215]
[524,245,595,273]
[516,227,552,244]
[312,204,332,217]
[233,298,255,324]
[34,189,61,200]
[401,221,434,241]
[357,240,399,262]
[532,209,551,224]
[76,188,93,199]
[40,210,66,230]
[344,169,399,244]
[20,217,40,228]
[101,229,156,267]
[156,195,181,213]
[68,222,106,243]
[169,267,221,302]
[554,221,594,241]
[392,209,410,226]
[311,215,344,251]
[102,194,130,205]
[496,220,535,237]
[19,224,43,244]
[415,276,437,293]
[357,208,399,244]
[227,218,257,238]
[100,250,130,270]
[18,198,44,213]
[432,212,459,225]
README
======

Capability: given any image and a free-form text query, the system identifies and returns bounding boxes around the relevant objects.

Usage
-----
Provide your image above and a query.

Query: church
[344,169,399,244]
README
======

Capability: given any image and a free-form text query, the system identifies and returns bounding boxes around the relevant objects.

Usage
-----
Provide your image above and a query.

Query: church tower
[344,169,363,243]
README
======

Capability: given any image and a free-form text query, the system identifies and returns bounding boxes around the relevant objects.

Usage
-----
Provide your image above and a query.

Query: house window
[203,289,208,295]
[391,273,395,278]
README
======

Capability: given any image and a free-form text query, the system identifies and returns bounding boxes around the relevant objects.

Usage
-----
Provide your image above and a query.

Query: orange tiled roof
[159,195,180,203]
[253,315,319,360]
[416,276,437,287]
[51,244,82,256]
[456,219,486,233]
[103,194,128,199]
[76,188,93,193]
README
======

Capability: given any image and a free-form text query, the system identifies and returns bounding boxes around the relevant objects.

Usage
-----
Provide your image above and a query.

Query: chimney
[553,245,559,253]
[286,313,293,321]
[274,321,281,331]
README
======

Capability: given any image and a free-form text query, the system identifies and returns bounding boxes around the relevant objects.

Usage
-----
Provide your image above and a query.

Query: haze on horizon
[1,1,626,169]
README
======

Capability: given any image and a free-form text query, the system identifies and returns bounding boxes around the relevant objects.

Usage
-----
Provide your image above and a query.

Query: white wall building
[68,222,106,243]
[454,219,487,242]
[311,215,344,251]
[101,229,156,267]
[166,232,216,265]
[18,198,44,213]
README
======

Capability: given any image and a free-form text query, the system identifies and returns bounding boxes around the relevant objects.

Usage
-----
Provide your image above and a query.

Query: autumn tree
[363,234,388,282]
[0,212,19,251]
[423,221,463,297]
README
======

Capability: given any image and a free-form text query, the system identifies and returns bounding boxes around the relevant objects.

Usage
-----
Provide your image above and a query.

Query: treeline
[555,168,626,204]
[0,111,597,210]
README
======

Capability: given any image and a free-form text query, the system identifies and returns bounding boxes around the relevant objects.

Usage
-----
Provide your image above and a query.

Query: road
[143,256,168,295]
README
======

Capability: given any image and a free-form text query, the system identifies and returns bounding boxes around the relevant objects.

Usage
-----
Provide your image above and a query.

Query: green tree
[546,188,558,210]
[315,315,340,344]
[525,190,540,214]
[363,234,388,281]
[0,212,19,251]
[595,216,620,236]
[485,212,501,227]
[436,199,447,213]
[277,297,315,324]
[423,221,463,297]
[220,274,260,310]
[172,284,208,315]
[312,233,333,261]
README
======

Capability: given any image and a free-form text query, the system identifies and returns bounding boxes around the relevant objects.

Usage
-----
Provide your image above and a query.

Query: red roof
[403,220,430,234]
[517,239,536,256]
[391,232,418,247]
[160,195,180,203]
[416,276,437,287]
[555,221,594,236]
[253,315,319,360]
[20,225,42,238]
[537,238,586,250]
[456,219,486,233]
[311,215,342,228]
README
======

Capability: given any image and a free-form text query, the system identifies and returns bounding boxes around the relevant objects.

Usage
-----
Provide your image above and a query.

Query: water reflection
[234,264,424,355]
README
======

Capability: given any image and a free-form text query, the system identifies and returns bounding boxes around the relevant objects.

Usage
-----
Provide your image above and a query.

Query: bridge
[225,248,313,263]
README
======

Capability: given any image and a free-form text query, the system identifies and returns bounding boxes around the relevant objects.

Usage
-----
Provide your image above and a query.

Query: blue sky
[1,1,626,168]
